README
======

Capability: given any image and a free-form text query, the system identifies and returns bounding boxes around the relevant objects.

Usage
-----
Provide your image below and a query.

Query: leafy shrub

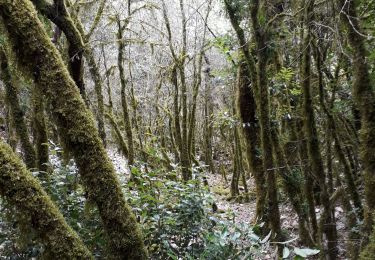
[126,167,263,259]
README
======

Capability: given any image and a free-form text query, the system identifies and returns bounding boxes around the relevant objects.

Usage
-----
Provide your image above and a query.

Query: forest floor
[107,149,348,259]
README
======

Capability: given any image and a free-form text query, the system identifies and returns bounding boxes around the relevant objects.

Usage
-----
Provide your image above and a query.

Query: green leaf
[261,231,272,244]
[283,247,290,259]
[294,247,320,258]
[231,232,241,241]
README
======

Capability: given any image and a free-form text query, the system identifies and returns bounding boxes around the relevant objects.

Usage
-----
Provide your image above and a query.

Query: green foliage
[212,35,233,56]
[0,145,266,259]
[0,144,321,259]
[125,168,263,259]
[40,144,105,256]
[213,110,239,129]
[272,67,301,104]
[212,34,239,65]
[277,238,320,259]
[276,67,295,82]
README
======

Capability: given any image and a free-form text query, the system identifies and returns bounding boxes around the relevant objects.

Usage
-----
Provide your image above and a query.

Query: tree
[0,140,92,258]
[0,0,147,257]
[0,48,36,169]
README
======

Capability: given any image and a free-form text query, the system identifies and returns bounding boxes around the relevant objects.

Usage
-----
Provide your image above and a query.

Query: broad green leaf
[283,247,290,258]
[294,247,320,258]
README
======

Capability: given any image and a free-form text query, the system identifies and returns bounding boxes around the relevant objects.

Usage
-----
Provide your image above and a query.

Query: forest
[0,0,374,259]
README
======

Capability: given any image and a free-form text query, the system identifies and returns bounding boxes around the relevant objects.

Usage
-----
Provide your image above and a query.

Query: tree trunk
[250,0,281,238]
[224,0,266,223]
[301,1,337,257]
[0,48,36,169]
[32,0,88,103]
[0,140,92,259]
[0,1,147,258]
[117,20,135,166]
[339,0,375,240]
[32,85,50,174]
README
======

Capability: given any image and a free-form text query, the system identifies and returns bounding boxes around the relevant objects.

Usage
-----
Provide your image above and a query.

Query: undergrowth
[0,144,319,259]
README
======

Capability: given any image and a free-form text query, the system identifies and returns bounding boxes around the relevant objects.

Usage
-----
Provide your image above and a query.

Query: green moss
[32,0,88,104]
[0,47,36,169]
[0,1,147,258]
[0,140,92,258]
[361,223,375,259]
[339,0,375,237]
[212,185,230,196]
[235,61,265,221]
[32,85,50,174]
[117,26,134,165]
[84,47,107,147]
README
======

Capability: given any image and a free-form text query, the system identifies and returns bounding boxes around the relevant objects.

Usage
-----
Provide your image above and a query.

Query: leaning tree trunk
[0,140,92,258]
[84,48,107,147]
[0,1,147,258]
[31,0,88,103]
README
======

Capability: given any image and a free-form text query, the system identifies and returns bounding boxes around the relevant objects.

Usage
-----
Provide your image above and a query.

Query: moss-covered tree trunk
[295,118,318,240]
[105,111,129,158]
[84,48,107,148]
[338,0,375,257]
[301,1,337,257]
[0,48,36,169]
[230,130,240,198]
[235,61,265,220]
[32,85,49,174]
[32,0,88,103]
[187,1,211,160]
[0,140,92,258]
[250,0,281,238]
[0,1,147,258]
[224,0,266,223]
[203,56,215,174]
[178,0,192,181]
[339,0,375,239]
[171,65,182,162]
[33,0,107,145]
[271,125,312,245]
[315,47,363,221]
[117,19,135,166]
